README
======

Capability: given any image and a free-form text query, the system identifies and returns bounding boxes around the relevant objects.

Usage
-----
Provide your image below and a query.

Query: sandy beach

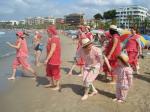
[0,34,150,112]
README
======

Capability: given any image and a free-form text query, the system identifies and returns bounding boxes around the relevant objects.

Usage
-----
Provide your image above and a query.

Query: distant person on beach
[124,26,142,74]
[103,25,121,84]
[67,25,86,76]
[44,25,61,91]
[32,31,43,66]
[6,31,37,80]
[85,26,94,41]
[113,53,133,103]
[76,38,111,100]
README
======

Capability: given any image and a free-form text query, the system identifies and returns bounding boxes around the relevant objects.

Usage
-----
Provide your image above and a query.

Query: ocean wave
[0,51,16,59]
[0,32,5,35]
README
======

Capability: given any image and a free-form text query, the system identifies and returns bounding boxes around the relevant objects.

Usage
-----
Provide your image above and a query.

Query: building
[19,20,25,25]
[56,18,64,24]
[116,5,150,28]
[25,16,55,25]
[25,17,44,25]
[9,20,19,25]
[64,13,84,26]
[44,16,55,24]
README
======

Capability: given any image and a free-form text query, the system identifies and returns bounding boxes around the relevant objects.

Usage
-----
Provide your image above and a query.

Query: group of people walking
[6,24,142,103]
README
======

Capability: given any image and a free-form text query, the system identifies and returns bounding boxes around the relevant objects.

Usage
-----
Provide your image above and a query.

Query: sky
[0,0,149,20]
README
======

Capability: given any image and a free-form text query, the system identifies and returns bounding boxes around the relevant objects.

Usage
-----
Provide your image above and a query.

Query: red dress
[76,33,86,66]
[125,34,140,69]
[46,36,61,80]
[104,34,121,76]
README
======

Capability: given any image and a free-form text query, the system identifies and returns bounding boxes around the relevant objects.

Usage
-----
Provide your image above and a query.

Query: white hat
[109,25,118,31]
[81,38,92,48]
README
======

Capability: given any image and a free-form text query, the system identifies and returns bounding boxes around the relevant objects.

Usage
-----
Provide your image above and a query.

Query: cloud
[0,0,149,20]
[80,0,132,6]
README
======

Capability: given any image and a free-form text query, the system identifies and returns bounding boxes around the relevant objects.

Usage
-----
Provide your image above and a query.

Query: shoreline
[0,34,150,112]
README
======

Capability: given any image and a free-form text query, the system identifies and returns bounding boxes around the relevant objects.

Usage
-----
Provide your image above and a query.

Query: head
[85,26,91,32]
[130,26,138,35]
[78,25,86,33]
[109,25,119,35]
[81,38,93,52]
[47,25,57,37]
[16,31,25,39]
[117,53,129,67]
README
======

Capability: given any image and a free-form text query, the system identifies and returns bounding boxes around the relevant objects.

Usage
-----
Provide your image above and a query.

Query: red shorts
[127,51,138,69]
[46,64,60,80]
[12,57,30,69]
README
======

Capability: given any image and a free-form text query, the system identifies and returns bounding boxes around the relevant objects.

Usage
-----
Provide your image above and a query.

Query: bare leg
[78,66,83,76]
[67,63,76,75]
[45,77,55,88]
[26,67,37,79]
[35,51,42,66]
[81,87,90,100]
[119,89,128,102]
[52,80,60,90]
[89,83,98,96]
[8,69,16,80]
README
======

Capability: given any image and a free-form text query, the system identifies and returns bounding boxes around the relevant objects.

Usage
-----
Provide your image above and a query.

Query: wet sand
[0,34,150,112]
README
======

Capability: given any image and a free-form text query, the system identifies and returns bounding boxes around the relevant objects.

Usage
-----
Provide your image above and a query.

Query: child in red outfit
[7,31,37,80]
[44,25,61,90]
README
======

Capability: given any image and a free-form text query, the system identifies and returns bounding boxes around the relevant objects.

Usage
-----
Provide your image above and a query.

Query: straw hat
[118,53,129,66]
[86,25,91,29]
[16,31,24,37]
[47,25,57,35]
[81,38,92,48]
[109,25,118,31]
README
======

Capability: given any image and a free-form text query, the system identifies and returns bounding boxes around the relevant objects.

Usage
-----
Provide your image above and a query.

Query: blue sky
[0,0,149,20]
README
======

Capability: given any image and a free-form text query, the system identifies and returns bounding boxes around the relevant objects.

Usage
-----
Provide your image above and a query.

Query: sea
[0,29,41,91]
[0,29,34,59]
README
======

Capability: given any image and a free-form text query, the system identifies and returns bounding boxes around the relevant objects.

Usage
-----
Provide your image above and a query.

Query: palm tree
[93,13,103,28]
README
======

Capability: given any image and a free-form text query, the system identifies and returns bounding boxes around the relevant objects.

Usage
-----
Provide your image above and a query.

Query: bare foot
[113,98,118,102]
[8,77,15,80]
[51,86,60,91]
[81,95,88,100]
[77,73,83,77]
[89,91,98,96]
[44,84,55,88]
[108,81,116,85]
[67,72,72,76]
[117,100,124,103]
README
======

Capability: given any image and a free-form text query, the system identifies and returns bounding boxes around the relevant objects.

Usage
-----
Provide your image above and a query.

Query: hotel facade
[116,5,150,28]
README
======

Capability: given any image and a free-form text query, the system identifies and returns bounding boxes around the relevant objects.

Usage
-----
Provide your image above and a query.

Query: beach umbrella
[120,34,147,47]
[142,35,150,41]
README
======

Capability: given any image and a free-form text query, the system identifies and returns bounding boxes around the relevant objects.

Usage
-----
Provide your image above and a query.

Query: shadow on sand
[61,67,80,76]
[36,76,49,87]
[96,89,115,99]
[134,73,150,83]
[61,84,84,96]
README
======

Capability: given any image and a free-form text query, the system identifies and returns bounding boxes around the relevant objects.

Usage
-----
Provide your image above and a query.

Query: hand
[6,42,11,46]
[44,59,48,65]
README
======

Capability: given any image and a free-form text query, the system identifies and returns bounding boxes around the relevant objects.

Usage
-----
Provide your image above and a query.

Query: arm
[44,43,56,64]
[137,38,142,55]
[107,37,118,59]
[103,55,111,72]
[6,41,21,49]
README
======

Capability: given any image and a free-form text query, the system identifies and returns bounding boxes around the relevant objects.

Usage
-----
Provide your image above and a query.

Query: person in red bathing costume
[44,25,61,91]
